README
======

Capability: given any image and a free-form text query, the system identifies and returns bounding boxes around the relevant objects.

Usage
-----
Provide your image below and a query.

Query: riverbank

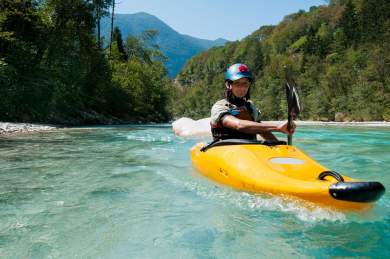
[1,119,389,136]
[276,120,390,127]
[0,122,59,136]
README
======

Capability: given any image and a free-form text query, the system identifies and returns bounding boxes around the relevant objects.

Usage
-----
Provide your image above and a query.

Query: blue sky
[116,0,327,41]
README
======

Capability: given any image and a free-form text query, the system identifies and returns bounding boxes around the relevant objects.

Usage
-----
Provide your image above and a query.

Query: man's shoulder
[212,99,230,110]
[211,99,231,124]
[213,99,229,106]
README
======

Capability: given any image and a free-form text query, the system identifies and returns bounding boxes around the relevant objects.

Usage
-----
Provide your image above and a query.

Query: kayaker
[211,63,296,141]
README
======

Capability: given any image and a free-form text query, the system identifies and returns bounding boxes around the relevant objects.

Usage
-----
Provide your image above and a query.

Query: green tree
[0,0,49,121]
[111,26,127,61]
[338,0,360,46]
[92,0,111,48]
[360,0,390,42]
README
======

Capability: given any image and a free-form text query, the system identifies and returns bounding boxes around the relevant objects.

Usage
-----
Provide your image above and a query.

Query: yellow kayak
[191,139,385,210]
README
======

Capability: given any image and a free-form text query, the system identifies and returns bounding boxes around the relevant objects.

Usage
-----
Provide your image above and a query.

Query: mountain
[101,12,228,77]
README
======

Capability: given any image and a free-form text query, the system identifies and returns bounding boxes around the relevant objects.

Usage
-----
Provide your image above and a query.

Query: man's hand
[277,121,296,135]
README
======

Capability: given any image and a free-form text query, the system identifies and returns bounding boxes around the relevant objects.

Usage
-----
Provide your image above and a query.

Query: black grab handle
[200,139,287,152]
[318,171,345,182]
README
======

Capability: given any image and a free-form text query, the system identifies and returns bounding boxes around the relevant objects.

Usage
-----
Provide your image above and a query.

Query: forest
[0,0,173,124]
[1,0,389,124]
[174,0,390,121]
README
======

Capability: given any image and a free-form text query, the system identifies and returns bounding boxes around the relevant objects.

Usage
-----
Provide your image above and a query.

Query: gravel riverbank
[0,122,58,136]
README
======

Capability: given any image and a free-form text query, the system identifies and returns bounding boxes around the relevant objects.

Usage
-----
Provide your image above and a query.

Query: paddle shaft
[288,134,292,145]
[287,113,293,145]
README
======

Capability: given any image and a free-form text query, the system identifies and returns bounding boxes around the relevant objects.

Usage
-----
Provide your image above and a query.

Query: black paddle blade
[285,81,301,119]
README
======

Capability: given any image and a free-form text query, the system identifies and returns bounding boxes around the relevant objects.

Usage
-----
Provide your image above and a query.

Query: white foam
[126,134,172,143]
[155,170,346,223]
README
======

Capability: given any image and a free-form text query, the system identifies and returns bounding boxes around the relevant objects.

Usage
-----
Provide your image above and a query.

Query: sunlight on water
[0,125,389,258]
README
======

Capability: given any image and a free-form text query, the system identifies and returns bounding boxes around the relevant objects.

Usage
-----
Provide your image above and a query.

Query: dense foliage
[2,0,388,123]
[0,0,173,124]
[175,0,390,121]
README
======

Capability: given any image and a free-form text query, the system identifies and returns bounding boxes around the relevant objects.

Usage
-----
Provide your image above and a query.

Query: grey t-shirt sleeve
[211,99,231,125]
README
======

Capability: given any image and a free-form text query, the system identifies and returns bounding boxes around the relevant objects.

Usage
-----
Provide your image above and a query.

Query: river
[0,125,389,258]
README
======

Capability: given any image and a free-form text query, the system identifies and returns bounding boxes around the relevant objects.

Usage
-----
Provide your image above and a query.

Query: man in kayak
[211,63,296,141]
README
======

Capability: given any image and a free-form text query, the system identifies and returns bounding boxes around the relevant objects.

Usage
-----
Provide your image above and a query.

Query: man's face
[230,78,250,98]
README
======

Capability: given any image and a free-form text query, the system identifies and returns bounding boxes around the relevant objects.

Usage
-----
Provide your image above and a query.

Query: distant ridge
[101,12,228,77]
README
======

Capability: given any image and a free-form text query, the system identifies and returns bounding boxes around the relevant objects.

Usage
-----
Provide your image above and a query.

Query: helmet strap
[225,81,232,90]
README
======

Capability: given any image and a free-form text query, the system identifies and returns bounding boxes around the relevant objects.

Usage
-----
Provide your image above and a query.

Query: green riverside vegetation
[0,0,173,124]
[1,0,389,124]
[174,0,390,121]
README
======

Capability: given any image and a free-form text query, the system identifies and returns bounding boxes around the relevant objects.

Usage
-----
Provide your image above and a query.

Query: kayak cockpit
[200,138,287,152]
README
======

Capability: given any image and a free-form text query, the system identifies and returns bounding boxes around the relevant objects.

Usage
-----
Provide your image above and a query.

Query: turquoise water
[0,125,389,258]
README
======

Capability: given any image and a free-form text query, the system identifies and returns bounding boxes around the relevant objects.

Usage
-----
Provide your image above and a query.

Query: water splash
[155,170,346,223]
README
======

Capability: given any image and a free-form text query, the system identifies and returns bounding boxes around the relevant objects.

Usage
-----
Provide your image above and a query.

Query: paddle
[285,80,301,145]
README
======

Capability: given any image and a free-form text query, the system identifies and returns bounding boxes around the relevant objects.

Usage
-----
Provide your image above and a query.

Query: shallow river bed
[0,125,389,258]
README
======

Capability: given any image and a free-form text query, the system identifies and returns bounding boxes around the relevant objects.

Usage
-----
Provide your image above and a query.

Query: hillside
[0,1,174,124]
[174,0,390,121]
[101,12,227,77]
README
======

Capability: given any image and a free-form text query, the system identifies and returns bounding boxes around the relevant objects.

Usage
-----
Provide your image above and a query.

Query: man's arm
[221,115,295,136]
